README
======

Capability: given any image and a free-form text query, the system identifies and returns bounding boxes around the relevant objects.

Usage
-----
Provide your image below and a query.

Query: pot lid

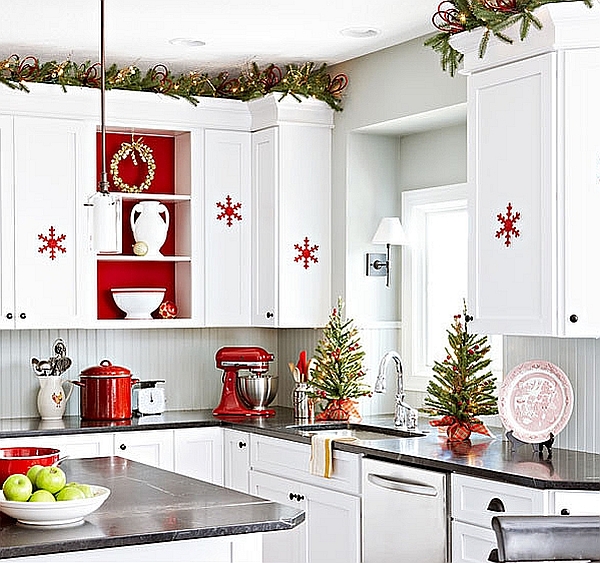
[80,359,131,377]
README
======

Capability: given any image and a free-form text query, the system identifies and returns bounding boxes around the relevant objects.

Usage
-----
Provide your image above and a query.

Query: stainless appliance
[362,457,448,562]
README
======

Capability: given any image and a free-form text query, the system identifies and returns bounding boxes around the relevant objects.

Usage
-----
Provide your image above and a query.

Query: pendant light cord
[99,0,109,194]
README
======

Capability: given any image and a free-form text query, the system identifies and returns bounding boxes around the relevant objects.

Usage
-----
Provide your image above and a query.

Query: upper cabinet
[250,96,333,328]
[0,114,95,329]
[454,4,600,336]
[0,87,333,329]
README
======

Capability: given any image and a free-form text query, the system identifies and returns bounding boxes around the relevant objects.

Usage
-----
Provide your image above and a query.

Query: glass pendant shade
[88,190,122,254]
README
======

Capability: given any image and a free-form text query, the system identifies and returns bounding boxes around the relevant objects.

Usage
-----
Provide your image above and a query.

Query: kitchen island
[0,457,304,562]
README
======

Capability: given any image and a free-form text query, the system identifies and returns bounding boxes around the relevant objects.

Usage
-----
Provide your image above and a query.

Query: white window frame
[402,183,468,393]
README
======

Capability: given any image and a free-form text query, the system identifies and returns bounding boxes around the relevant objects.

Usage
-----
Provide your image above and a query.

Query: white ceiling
[0,0,440,74]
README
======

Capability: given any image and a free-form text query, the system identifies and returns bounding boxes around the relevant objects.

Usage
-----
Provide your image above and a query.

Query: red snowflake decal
[495,202,521,247]
[216,195,242,227]
[294,237,319,269]
[38,226,67,260]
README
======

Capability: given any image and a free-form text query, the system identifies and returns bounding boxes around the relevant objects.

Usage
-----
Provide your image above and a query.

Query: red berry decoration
[158,300,177,319]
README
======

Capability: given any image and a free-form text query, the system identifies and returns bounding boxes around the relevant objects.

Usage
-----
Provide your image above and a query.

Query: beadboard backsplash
[504,335,599,454]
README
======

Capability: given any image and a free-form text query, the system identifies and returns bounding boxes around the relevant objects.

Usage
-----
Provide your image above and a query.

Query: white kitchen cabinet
[114,429,174,471]
[0,433,113,459]
[451,473,550,563]
[250,97,332,328]
[467,46,600,336]
[204,129,251,327]
[174,426,223,485]
[249,434,360,563]
[0,114,95,329]
[223,429,250,492]
[250,470,360,563]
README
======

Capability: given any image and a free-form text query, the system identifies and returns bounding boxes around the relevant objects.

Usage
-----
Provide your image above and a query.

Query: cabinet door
[452,521,497,563]
[250,470,307,563]
[251,127,277,327]
[204,129,251,326]
[174,427,223,485]
[468,54,556,335]
[562,49,600,336]
[250,470,360,563]
[223,429,250,492]
[277,124,331,328]
[114,430,174,471]
[12,116,95,329]
[0,115,14,329]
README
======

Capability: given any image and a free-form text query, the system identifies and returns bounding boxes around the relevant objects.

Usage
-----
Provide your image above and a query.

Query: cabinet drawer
[452,521,497,563]
[452,474,548,528]
[552,491,600,515]
[250,434,360,495]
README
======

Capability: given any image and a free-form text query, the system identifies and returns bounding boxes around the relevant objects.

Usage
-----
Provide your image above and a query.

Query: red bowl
[0,448,60,485]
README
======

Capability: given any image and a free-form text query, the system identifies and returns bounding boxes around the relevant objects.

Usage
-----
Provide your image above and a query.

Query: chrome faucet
[374,351,418,430]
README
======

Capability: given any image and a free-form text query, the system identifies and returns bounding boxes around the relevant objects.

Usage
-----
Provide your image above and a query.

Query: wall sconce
[366,217,409,287]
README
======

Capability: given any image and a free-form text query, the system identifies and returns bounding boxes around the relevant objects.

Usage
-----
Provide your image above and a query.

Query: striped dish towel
[309,431,355,478]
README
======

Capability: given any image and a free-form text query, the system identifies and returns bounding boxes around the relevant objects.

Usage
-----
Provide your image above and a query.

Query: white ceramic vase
[130,201,170,257]
[37,376,73,420]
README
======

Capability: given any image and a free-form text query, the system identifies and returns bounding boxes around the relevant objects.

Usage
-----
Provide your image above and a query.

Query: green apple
[2,473,33,501]
[28,489,56,502]
[26,465,45,489]
[35,466,66,494]
[55,485,85,501]
[66,482,94,498]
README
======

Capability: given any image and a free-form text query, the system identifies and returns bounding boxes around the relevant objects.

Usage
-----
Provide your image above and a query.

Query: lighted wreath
[109,138,156,193]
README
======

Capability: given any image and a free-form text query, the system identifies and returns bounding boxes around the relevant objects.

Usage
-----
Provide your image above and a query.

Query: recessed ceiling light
[340,27,381,39]
[169,38,206,47]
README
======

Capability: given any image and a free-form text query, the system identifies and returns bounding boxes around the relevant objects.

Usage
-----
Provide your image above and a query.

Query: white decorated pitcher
[130,201,170,257]
[37,376,73,420]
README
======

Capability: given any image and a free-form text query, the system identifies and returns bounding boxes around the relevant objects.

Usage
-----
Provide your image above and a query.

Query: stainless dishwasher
[362,458,448,562]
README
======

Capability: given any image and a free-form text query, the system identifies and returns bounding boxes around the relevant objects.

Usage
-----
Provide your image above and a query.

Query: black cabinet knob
[6,313,12,320]
[465,314,473,323]
[560,508,570,516]
[266,311,274,319]
[238,441,247,449]
[119,444,126,451]
[569,314,578,323]
[19,313,26,319]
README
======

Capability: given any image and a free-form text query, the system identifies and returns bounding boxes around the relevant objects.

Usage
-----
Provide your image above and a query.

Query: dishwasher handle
[367,473,439,497]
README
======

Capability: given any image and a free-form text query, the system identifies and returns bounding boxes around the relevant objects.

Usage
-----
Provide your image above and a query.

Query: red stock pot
[74,360,139,420]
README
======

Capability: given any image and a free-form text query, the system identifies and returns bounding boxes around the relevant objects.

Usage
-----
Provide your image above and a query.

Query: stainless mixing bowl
[236,374,278,410]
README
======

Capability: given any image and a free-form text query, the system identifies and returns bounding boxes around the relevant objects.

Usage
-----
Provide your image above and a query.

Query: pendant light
[87,0,122,254]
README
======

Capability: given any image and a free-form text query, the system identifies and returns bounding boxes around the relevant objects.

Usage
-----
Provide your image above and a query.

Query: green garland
[426,0,594,76]
[0,56,348,111]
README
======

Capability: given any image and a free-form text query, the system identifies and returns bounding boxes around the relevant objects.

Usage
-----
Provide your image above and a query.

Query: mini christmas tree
[423,303,497,441]
[308,297,370,421]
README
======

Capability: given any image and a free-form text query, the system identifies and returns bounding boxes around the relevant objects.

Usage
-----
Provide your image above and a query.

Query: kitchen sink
[285,422,426,441]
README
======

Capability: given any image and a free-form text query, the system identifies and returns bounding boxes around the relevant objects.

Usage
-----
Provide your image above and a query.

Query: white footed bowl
[111,288,166,320]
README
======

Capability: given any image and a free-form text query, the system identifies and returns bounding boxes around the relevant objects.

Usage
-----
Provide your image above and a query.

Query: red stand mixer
[213,346,277,417]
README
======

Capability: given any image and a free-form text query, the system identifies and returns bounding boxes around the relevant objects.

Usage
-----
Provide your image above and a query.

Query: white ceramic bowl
[0,485,110,526]
[111,288,166,320]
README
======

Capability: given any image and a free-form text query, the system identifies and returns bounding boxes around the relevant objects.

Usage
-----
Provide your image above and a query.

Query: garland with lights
[0,57,348,111]
[427,0,594,76]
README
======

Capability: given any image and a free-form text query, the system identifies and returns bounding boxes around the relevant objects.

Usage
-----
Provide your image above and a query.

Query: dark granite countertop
[1,408,599,491]
[0,457,304,560]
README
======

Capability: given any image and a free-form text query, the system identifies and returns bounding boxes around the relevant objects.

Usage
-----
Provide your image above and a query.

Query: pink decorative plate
[498,360,573,443]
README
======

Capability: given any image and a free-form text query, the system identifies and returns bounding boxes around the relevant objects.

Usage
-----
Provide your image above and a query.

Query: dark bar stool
[488,515,600,562]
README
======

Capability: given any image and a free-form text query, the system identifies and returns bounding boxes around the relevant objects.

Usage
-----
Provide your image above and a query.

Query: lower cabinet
[250,470,360,563]
[115,430,174,471]
[223,429,250,492]
[249,434,361,563]
[451,473,600,563]
[174,426,224,485]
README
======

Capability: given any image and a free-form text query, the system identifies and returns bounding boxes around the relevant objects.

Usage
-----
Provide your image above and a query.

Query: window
[402,184,501,394]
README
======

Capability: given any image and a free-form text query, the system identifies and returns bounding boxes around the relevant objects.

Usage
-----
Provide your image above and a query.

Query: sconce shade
[371,217,409,246]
